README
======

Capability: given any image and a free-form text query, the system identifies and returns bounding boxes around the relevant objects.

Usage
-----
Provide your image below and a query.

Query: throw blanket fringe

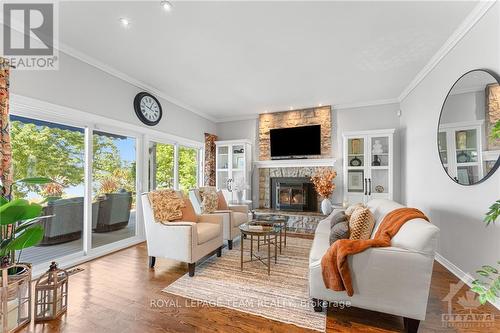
[321,207,429,296]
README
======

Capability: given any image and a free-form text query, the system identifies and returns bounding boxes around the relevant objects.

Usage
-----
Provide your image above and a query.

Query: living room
[0,1,499,332]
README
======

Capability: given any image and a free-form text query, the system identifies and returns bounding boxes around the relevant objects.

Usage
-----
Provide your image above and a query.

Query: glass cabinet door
[369,136,390,198]
[438,132,448,167]
[232,144,245,170]
[347,138,364,167]
[454,129,479,185]
[216,145,229,190]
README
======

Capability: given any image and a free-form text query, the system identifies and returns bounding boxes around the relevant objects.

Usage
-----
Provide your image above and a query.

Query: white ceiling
[59,1,478,122]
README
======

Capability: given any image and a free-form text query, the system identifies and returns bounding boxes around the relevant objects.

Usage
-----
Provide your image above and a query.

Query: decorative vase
[321,198,333,215]
[236,191,244,204]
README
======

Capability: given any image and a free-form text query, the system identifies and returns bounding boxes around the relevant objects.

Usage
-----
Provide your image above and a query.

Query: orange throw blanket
[320,207,429,296]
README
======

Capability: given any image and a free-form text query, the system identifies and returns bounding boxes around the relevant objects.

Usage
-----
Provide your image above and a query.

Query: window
[149,142,175,190]
[148,142,202,194]
[10,116,85,264]
[178,146,199,194]
[92,131,136,248]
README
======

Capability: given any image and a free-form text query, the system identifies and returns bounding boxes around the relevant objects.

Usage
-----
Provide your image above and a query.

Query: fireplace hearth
[270,177,317,212]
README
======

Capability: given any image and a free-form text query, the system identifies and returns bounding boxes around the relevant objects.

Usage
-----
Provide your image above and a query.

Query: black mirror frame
[437,68,500,186]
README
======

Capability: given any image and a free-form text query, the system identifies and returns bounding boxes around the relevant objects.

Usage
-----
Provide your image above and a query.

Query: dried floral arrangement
[310,168,337,198]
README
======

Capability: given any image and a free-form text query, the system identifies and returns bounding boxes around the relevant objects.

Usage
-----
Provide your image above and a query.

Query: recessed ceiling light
[161,1,173,12]
[119,18,130,27]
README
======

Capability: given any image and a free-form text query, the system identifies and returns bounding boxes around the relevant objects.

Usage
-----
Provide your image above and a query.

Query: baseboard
[435,252,500,310]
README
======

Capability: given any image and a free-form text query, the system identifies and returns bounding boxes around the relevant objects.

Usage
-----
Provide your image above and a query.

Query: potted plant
[310,168,337,215]
[40,178,65,203]
[471,120,500,305]
[0,177,53,331]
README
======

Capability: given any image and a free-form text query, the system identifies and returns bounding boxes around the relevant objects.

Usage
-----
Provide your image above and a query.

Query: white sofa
[309,199,439,333]
[189,189,251,250]
[141,193,224,277]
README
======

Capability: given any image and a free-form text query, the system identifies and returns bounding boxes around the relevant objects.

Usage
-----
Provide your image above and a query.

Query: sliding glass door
[10,116,85,265]
[91,130,137,249]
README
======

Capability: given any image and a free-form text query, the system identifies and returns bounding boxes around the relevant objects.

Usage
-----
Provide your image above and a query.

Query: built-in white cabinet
[343,129,394,205]
[438,120,484,185]
[215,140,252,201]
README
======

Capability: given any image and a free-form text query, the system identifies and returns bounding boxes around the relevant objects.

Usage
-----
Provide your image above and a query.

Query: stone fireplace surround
[255,106,335,233]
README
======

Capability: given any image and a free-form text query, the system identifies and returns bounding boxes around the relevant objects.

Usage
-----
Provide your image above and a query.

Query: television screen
[270,125,321,158]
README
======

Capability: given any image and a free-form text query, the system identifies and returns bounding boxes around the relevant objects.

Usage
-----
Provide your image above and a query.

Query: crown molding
[333,98,399,110]
[58,42,218,123]
[398,0,496,102]
[215,98,400,123]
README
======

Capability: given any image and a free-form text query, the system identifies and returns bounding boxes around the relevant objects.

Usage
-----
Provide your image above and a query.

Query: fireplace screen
[279,186,305,206]
[271,177,317,212]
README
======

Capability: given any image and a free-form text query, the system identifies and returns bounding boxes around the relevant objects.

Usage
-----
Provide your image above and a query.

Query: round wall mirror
[438,69,500,185]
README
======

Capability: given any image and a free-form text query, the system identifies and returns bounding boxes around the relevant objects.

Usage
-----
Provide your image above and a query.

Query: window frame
[10,94,205,276]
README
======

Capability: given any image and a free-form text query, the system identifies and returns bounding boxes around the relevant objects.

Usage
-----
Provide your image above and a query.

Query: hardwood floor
[21,239,499,333]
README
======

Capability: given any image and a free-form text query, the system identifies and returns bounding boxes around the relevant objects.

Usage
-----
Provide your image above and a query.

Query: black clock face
[134,92,162,126]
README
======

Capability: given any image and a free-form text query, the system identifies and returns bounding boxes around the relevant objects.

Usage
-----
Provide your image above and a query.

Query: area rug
[163,237,326,332]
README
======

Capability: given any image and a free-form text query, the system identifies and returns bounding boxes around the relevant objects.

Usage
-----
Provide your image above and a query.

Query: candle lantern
[0,261,32,333]
[34,262,68,322]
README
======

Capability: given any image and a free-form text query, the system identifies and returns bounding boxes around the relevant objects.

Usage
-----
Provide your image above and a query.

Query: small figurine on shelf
[372,140,383,166]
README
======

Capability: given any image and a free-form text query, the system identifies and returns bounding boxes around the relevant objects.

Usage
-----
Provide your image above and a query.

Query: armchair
[141,193,224,277]
[189,189,251,250]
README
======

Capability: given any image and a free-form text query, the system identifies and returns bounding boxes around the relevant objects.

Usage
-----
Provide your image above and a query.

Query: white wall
[10,52,216,142]
[400,3,500,276]
[216,103,401,204]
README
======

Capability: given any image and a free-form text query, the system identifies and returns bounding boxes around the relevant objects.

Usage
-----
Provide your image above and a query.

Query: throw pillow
[148,189,185,223]
[173,198,198,222]
[349,207,375,240]
[199,187,218,213]
[329,221,349,245]
[345,203,365,217]
[330,211,348,228]
[217,190,229,210]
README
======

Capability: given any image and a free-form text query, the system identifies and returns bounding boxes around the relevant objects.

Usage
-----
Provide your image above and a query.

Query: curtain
[0,58,12,197]
[204,133,217,186]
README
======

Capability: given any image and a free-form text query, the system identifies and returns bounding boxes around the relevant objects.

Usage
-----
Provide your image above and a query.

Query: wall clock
[133,92,162,126]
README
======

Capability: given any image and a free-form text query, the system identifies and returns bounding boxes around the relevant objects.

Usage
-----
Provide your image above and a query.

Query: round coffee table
[239,224,279,275]
[250,218,287,254]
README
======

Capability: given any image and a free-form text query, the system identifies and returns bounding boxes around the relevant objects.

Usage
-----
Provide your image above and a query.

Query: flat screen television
[270,125,321,158]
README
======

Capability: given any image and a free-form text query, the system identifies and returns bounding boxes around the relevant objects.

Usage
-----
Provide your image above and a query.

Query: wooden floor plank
[20,240,499,333]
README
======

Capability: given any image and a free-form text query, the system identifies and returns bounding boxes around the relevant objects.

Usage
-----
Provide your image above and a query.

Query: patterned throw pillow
[199,187,218,213]
[148,189,185,223]
[329,221,349,245]
[349,207,375,240]
[345,203,365,217]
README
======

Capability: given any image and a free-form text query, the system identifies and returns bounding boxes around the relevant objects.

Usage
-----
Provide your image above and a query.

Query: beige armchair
[189,189,251,250]
[141,193,224,276]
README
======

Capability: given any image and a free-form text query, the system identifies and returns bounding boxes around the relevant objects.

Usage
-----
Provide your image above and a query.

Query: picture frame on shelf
[348,170,364,192]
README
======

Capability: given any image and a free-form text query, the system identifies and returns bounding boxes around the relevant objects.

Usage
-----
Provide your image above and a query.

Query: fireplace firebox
[270,177,318,212]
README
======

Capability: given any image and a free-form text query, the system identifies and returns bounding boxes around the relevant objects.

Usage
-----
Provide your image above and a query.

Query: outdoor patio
[18,211,137,266]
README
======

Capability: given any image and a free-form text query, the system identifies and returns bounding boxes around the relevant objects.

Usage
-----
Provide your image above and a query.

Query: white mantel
[253,158,336,169]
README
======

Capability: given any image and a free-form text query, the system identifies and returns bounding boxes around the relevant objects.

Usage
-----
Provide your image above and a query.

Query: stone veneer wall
[258,166,335,209]
[258,106,332,160]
